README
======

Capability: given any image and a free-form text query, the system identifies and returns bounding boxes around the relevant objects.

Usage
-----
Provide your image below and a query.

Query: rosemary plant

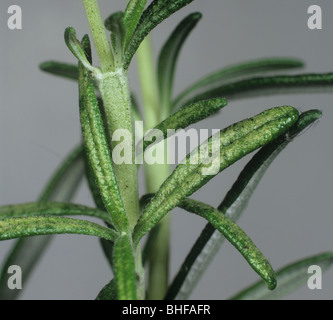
[1,0,333,300]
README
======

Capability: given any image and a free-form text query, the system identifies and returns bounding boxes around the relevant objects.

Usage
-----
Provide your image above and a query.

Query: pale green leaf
[177,199,277,290]
[133,106,299,245]
[0,202,113,226]
[113,234,137,300]
[0,216,118,242]
[166,110,322,299]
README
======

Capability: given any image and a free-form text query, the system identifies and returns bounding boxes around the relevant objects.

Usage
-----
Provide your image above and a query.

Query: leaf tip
[267,276,277,291]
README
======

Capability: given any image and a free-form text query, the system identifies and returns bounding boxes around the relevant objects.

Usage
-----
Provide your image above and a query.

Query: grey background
[0,0,332,299]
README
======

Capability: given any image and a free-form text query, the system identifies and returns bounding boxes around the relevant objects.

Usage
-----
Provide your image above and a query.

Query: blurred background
[0,0,332,299]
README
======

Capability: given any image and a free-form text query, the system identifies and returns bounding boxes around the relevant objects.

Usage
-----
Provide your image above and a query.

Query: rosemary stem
[137,36,171,299]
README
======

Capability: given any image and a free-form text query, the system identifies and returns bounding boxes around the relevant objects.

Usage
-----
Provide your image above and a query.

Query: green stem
[136,35,160,129]
[98,70,140,231]
[82,0,114,72]
[137,36,171,299]
[82,0,142,298]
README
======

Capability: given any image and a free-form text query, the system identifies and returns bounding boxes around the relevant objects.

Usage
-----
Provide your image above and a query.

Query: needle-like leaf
[0,216,118,242]
[142,97,228,152]
[0,145,84,300]
[183,73,333,107]
[0,202,113,226]
[173,58,305,109]
[113,234,137,300]
[177,198,277,290]
[123,0,147,49]
[166,110,322,299]
[124,0,196,69]
[39,61,79,81]
[230,252,333,300]
[158,12,202,117]
[133,106,299,245]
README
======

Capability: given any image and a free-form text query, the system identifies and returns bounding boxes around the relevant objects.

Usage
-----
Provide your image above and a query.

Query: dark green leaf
[177,199,277,290]
[142,224,161,266]
[184,73,333,106]
[0,216,118,242]
[218,109,323,213]
[0,202,113,226]
[113,234,137,300]
[96,278,117,300]
[230,252,333,300]
[124,0,196,69]
[173,58,305,109]
[158,12,202,116]
[39,61,79,81]
[133,106,299,245]
[166,110,322,299]
[64,27,95,72]
[123,0,147,49]
[131,93,142,122]
[143,97,228,152]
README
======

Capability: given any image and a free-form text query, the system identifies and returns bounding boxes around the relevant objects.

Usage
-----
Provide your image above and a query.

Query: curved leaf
[158,12,202,117]
[113,234,137,300]
[184,73,333,106]
[173,58,305,109]
[177,199,277,290]
[0,216,118,242]
[64,27,97,73]
[133,106,299,245]
[142,97,228,152]
[0,202,113,226]
[124,0,195,69]
[166,110,322,299]
[230,252,333,300]
[0,145,85,300]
